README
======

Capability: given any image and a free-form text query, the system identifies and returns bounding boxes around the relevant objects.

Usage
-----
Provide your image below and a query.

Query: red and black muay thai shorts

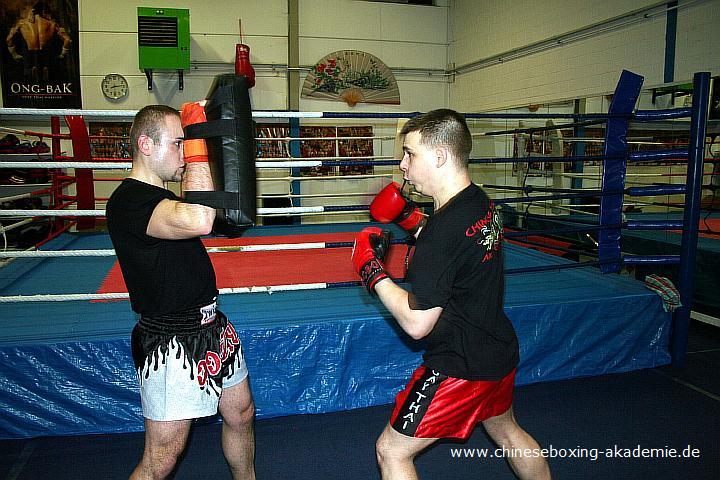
[390,366,516,440]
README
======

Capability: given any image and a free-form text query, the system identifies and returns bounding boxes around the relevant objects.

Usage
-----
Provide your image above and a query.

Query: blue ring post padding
[634,107,691,120]
[626,185,686,196]
[628,149,688,162]
[622,254,681,265]
[673,72,711,368]
[598,70,644,273]
[625,220,684,230]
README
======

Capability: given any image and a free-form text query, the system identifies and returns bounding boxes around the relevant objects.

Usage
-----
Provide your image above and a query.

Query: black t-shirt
[106,178,218,316]
[407,183,519,380]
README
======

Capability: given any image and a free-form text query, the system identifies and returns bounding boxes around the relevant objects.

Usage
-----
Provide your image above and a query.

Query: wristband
[183,138,209,163]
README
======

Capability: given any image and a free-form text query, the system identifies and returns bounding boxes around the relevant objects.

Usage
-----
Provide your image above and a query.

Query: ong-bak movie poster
[1,0,81,108]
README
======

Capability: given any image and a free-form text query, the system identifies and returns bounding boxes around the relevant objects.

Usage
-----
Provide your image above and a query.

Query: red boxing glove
[351,227,391,293]
[370,182,425,234]
[235,44,256,88]
[180,101,208,163]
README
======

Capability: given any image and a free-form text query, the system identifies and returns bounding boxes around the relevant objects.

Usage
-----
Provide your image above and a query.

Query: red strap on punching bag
[235,43,256,88]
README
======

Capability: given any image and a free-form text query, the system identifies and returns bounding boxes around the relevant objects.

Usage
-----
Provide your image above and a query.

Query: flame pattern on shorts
[133,312,241,397]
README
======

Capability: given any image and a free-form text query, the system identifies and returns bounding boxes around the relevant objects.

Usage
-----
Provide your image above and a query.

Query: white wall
[675,0,720,81]
[449,0,720,111]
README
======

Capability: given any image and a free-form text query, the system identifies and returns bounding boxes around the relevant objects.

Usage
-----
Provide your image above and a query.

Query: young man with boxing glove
[352,109,550,480]
[106,104,255,480]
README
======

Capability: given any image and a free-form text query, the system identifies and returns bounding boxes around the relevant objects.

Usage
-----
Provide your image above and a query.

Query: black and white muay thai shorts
[131,301,248,421]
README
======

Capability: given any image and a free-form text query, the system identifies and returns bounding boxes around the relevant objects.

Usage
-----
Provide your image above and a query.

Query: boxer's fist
[352,227,391,293]
[370,182,425,234]
[180,101,208,163]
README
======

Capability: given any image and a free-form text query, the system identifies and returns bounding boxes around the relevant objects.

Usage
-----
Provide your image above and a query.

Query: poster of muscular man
[1,0,81,108]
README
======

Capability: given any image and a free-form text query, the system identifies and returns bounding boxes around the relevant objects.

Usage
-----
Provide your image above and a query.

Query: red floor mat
[97,233,409,294]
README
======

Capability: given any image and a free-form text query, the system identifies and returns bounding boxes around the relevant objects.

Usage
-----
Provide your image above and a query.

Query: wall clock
[101,73,129,100]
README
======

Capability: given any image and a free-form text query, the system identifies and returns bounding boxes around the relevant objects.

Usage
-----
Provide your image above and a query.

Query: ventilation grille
[138,16,178,47]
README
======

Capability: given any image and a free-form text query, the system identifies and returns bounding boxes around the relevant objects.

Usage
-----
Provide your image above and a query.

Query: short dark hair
[400,109,472,165]
[129,105,179,158]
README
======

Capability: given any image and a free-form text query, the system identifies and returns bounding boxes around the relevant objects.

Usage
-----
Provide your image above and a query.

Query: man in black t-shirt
[106,105,255,479]
[352,109,550,479]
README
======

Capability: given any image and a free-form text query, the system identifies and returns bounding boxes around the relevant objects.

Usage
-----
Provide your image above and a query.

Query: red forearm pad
[180,101,208,162]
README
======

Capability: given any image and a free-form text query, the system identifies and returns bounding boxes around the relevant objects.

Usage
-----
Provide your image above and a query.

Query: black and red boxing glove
[370,182,425,235]
[180,101,209,163]
[351,227,392,293]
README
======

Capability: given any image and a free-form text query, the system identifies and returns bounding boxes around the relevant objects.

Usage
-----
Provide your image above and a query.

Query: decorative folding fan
[302,50,400,107]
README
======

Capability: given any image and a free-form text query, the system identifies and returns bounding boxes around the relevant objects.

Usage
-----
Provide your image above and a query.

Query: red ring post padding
[65,115,95,230]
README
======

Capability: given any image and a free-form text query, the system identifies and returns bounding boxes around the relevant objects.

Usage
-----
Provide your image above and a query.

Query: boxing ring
[0,70,712,440]
[514,211,720,317]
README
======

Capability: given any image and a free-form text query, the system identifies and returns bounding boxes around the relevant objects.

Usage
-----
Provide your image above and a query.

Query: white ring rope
[0,206,339,217]
[0,218,34,234]
[0,160,386,169]
[0,282,331,303]
[0,189,372,205]
[259,155,394,161]
[3,163,687,178]
[262,192,372,199]
[0,108,325,119]
[525,203,599,215]
[0,241,333,258]
[0,190,51,203]
[556,172,687,179]
[0,162,133,169]
[0,126,34,135]
[262,210,368,217]
[258,174,393,181]
[258,135,395,141]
